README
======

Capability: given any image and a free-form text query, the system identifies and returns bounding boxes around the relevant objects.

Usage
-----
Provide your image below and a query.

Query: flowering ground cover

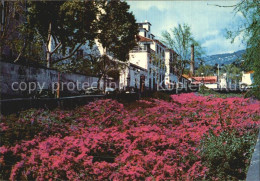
[1,93,259,180]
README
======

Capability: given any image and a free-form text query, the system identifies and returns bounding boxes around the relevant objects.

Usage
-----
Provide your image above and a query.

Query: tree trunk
[102,48,108,94]
[46,22,52,68]
[47,51,51,68]
[97,74,103,90]
[103,75,106,94]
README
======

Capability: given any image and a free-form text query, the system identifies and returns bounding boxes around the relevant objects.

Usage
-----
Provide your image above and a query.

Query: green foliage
[0,1,43,62]
[244,87,260,100]
[0,109,76,147]
[53,1,138,82]
[161,24,204,79]
[161,24,204,61]
[227,0,260,87]
[200,130,258,180]
[96,0,138,62]
[199,85,243,98]
[151,91,171,101]
[195,65,216,76]
[0,110,45,146]
[53,48,98,76]
[27,0,97,57]
[198,84,215,95]
[221,64,242,84]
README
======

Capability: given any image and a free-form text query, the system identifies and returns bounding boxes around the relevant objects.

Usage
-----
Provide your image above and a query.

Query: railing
[130,46,155,54]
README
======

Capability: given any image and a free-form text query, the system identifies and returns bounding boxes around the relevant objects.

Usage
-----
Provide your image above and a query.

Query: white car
[85,87,100,95]
[105,87,115,94]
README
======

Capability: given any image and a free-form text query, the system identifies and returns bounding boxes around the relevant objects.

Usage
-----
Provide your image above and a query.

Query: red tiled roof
[245,70,254,74]
[137,35,153,42]
[193,76,217,84]
[137,35,168,49]
[153,39,166,48]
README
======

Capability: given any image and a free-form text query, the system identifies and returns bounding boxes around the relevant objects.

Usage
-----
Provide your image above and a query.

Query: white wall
[129,52,149,70]
[205,83,218,89]
[241,72,253,85]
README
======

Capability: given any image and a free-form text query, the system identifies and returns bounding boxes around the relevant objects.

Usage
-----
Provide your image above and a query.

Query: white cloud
[128,0,245,55]
[202,36,245,55]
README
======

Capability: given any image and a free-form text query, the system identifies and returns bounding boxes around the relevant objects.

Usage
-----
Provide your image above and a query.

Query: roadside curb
[246,129,260,181]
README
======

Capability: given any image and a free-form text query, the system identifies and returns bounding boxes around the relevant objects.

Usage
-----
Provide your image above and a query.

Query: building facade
[49,20,180,92]
[240,71,254,88]
[119,21,178,91]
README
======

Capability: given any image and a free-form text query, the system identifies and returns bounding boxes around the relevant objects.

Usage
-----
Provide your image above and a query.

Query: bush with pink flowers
[1,93,259,180]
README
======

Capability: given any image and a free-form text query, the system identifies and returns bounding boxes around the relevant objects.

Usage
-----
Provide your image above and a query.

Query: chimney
[190,44,194,76]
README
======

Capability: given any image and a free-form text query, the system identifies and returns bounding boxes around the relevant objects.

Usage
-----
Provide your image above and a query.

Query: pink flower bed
[0,93,259,180]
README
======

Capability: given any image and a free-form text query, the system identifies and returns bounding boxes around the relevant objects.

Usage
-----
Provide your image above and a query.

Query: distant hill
[197,49,246,66]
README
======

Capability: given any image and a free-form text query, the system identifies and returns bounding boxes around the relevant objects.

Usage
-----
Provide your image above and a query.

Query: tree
[225,0,259,87]
[93,0,138,91]
[96,0,138,61]
[50,0,138,92]
[161,24,204,83]
[53,47,97,76]
[195,65,216,77]
[26,0,98,67]
[0,1,45,63]
[221,64,242,86]
[1,1,19,60]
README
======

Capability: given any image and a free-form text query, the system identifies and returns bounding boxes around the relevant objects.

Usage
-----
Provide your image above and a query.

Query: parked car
[84,87,101,95]
[105,87,115,95]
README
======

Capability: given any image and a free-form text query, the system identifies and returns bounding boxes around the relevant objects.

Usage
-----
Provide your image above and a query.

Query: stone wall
[0,62,98,99]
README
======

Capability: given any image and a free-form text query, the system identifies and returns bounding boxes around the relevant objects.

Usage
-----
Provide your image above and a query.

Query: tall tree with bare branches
[161,24,204,83]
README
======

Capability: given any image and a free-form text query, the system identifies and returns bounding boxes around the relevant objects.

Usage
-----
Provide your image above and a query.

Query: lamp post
[201,73,204,85]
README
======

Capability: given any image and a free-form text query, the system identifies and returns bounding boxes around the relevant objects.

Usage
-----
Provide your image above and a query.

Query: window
[144,31,146,37]
[147,44,150,52]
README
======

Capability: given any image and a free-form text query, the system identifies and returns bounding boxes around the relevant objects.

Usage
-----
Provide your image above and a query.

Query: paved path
[246,129,260,181]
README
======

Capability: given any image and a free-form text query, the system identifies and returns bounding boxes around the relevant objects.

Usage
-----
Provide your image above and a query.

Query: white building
[240,71,254,88]
[219,73,227,89]
[50,20,180,92]
[165,48,178,89]
[119,21,178,91]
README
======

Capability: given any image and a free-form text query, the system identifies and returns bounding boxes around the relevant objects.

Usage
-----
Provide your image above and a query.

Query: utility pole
[218,64,220,88]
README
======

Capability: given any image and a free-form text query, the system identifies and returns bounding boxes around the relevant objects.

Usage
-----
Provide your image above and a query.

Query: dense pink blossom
[1,93,259,180]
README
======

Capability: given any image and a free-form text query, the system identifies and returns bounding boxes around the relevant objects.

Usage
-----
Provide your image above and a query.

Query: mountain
[197,49,246,66]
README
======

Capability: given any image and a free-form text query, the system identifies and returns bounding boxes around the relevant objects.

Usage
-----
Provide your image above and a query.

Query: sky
[127,0,246,56]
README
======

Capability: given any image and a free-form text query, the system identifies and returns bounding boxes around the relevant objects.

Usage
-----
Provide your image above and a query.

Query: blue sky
[127,0,246,56]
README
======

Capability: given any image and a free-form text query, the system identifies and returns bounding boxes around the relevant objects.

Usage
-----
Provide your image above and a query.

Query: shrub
[200,130,258,180]
[245,87,260,100]
[151,91,171,101]
[1,93,259,180]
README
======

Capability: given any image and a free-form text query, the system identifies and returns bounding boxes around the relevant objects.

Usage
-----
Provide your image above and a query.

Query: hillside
[198,49,246,66]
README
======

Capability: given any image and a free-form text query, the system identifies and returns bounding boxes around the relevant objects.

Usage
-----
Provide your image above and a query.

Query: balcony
[130,46,155,54]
